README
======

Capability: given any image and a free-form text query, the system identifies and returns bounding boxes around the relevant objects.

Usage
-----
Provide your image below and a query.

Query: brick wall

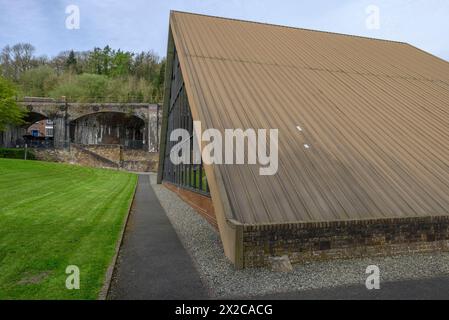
[241,217,449,268]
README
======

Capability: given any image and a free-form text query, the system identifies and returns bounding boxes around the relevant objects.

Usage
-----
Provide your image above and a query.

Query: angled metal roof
[169,11,449,225]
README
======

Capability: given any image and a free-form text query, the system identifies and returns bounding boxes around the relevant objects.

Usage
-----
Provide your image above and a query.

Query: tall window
[162,50,209,195]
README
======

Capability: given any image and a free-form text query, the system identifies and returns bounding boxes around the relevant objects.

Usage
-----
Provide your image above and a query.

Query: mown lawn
[0,159,137,299]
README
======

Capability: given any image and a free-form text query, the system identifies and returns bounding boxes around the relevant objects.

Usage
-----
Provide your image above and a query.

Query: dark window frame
[162,50,210,196]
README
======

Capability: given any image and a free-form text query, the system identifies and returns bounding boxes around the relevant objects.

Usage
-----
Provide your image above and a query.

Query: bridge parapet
[20,99,158,121]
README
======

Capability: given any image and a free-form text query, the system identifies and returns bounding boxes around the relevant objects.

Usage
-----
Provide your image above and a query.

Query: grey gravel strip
[150,174,449,299]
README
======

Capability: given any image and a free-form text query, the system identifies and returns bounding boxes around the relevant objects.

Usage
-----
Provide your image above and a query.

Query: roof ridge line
[170,10,409,46]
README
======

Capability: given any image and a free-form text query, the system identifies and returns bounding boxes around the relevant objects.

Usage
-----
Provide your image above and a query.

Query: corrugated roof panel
[170,11,449,224]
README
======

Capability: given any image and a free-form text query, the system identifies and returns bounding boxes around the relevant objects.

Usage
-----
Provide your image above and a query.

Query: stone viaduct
[1,97,161,152]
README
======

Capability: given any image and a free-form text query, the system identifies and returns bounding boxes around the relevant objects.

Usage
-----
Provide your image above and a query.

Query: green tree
[153,58,166,102]
[0,76,26,131]
[65,50,78,73]
[87,46,114,76]
[133,51,160,81]
[87,47,105,75]
[50,73,108,102]
[110,50,133,77]
[20,65,58,97]
[1,43,167,103]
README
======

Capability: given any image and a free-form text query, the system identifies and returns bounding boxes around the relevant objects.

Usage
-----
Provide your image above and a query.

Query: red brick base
[163,182,217,229]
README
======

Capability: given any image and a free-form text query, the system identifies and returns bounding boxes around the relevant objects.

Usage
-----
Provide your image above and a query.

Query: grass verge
[0,159,137,299]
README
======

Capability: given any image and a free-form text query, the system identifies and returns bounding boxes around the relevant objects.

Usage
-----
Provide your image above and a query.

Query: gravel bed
[150,174,449,298]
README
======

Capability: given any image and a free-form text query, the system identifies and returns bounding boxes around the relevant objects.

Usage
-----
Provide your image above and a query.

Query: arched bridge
[2,97,161,151]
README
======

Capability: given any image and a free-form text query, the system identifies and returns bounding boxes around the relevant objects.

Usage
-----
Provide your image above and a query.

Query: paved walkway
[108,174,209,300]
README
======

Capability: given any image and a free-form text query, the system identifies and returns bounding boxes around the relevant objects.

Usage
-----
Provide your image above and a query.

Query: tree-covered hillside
[0,43,166,103]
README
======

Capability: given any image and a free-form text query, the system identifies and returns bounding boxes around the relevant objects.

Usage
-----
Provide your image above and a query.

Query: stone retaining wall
[32,145,159,172]
[121,159,158,172]
[70,144,119,169]
[83,144,122,163]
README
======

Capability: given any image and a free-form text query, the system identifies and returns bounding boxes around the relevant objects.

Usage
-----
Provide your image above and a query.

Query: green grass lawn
[0,159,137,299]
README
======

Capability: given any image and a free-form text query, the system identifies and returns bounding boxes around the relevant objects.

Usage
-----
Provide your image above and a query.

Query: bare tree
[0,45,14,79]
[11,43,36,79]
[0,43,37,80]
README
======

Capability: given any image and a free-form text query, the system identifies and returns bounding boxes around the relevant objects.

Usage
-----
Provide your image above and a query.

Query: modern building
[158,11,449,268]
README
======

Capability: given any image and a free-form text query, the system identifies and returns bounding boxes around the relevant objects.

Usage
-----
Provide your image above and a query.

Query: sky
[0,0,448,60]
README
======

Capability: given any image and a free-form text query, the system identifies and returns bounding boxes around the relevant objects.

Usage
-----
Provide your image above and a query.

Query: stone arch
[22,111,49,128]
[69,112,146,149]
[0,111,54,148]
[68,108,147,123]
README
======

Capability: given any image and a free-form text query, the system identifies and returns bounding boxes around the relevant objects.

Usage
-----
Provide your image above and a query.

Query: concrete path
[108,174,209,300]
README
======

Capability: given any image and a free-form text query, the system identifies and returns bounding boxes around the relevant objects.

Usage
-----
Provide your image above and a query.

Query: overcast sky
[0,0,448,60]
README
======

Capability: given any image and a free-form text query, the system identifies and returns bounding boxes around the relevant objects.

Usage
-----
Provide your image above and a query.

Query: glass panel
[161,51,210,196]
